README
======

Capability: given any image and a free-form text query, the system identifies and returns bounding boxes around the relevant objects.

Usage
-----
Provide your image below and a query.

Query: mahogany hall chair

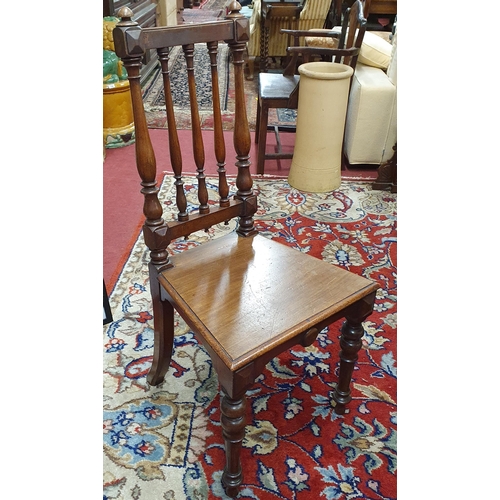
[255,0,367,174]
[113,2,379,497]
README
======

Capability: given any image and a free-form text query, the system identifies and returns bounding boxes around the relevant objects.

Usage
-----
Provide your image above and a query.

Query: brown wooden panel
[369,0,397,15]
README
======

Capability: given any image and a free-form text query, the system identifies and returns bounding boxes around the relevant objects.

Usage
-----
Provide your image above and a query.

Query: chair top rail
[142,21,236,50]
[114,13,249,58]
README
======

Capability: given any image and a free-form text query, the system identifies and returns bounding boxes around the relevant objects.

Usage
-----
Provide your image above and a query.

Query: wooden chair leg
[147,273,175,386]
[256,100,269,175]
[220,389,247,498]
[255,96,261,143]
[332,291,377,414]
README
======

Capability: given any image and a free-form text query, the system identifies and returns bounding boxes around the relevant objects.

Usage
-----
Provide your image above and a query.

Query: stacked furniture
[255,0,367,174]
[246,0,332,79]
[304,21,397,167]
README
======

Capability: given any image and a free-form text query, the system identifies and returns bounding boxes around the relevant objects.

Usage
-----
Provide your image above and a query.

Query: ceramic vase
[288,62,353,192]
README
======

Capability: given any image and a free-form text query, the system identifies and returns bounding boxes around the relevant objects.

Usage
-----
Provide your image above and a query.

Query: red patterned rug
[103,177,397,499]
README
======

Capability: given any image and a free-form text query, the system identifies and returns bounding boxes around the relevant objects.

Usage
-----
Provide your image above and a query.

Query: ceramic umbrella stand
[288,62,353,192]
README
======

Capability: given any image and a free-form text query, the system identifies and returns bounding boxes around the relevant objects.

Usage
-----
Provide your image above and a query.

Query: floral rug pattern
[103,177,397,499]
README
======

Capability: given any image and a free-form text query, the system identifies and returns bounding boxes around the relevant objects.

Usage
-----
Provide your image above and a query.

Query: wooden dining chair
[255,0,367,174]
[113,2,379,497]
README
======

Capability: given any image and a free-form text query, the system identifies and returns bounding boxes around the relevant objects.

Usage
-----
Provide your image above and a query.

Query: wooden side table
[260,0,303,72]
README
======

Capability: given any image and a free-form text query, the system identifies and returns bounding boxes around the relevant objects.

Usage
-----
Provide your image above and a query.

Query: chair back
[283,0,367,75]
[335,0,367,68]
[113,2,257,271]
[247,0,332,58]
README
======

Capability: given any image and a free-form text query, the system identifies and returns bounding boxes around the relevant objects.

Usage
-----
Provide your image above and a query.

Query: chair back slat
[113,3,256,270]
[182,43,209,215]
[207,40,230,207]
[124,43,165,229]
[158,47,188,222]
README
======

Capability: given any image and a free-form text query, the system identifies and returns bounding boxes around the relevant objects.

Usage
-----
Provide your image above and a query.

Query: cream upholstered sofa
[305,26,397,165]
[344,29,397,165]
[246,0,332,78]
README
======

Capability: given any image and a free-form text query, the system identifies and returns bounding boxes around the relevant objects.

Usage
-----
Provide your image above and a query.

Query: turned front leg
[220,390,247,498]
[332,292,377,414]
[332,318,365,414]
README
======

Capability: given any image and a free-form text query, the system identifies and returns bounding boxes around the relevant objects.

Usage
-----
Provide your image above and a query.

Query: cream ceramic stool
[288,62,353,192]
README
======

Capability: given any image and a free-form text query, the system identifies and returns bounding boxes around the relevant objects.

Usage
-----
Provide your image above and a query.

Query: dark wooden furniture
[347,0,395,30]
[255,0,367,174]
[329,0,399,26]
[373,143,397,192]
[113,2,379,497]
[365,0,395,31]
[103,0,158,83]
[259,0,303,72]
[370,0,396,15]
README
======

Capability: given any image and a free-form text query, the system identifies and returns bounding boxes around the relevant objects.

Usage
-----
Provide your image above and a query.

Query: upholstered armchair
[246,0,333,79]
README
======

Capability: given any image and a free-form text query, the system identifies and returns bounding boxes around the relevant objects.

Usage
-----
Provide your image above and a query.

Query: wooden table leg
[332,291,377,414]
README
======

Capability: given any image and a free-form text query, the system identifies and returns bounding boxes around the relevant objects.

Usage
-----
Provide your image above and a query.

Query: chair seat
[158,232,378,371]
[259,73,300,101]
